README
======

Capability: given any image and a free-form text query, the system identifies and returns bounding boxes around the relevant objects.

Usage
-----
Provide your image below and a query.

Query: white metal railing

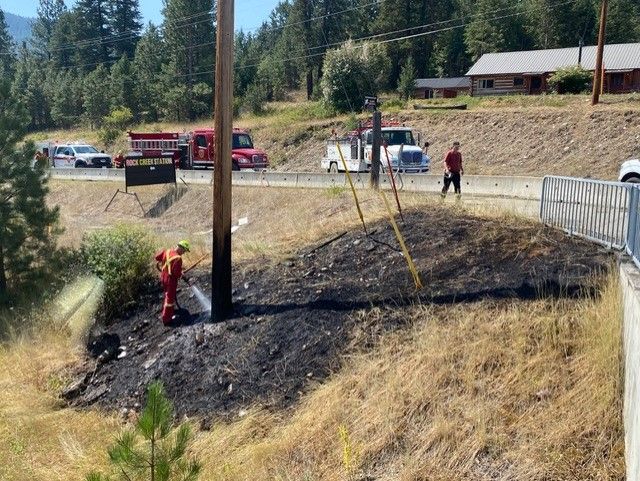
[626,187,640,270]
[540,176,640,257]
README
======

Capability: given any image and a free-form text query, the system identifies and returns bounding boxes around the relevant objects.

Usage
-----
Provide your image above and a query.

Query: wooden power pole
[212,0,234,321]
[592,0,608,105]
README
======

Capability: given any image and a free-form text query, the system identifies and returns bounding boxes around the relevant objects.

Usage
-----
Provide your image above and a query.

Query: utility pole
[212,0,234,321]
[370,111,382,190]
[592,0,608,105]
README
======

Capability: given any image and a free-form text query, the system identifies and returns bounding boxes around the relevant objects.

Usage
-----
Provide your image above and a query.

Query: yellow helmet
[177,240,191,252]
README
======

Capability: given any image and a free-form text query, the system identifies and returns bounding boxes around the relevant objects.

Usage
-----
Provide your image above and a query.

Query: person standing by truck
[441,141,463,199]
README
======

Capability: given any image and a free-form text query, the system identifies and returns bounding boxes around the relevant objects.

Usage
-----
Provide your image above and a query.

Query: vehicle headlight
[237,157,250,164]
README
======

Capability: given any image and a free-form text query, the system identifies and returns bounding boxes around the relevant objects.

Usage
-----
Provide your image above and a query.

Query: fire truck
[320,120,430,173]
[124,128,268,170]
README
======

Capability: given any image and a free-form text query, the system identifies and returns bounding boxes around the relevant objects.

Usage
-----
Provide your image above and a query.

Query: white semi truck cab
[321,125,430,173]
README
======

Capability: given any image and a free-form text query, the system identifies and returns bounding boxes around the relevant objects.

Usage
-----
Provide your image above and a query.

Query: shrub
[99,107,134,147]
[321,40,391,113]
[242,82,268,115]
[381,98,406,112]
[87,381,201,481]
[548,66,593,94]
[81,225,155,319]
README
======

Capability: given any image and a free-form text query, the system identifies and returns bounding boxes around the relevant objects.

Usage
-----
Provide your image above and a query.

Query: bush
[321,40,391,113]
[242,82,268,115]
[81,225,155,319]
[99,107,134,147]
[548,66,593,94]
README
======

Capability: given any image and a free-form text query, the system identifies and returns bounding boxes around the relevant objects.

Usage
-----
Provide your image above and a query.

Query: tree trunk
[306,70,313,100]
[0,243,7,300]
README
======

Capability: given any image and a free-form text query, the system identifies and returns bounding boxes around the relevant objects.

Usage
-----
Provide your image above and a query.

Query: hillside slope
[0,183,624,481]
[5,11,32,43]
[257,98,640,180]
[31,95,640,180]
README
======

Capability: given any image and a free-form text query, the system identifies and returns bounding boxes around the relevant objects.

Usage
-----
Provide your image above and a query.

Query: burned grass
[68,207,612,421]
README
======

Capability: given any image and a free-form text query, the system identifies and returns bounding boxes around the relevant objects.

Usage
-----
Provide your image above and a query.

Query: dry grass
[0,184,623,480]
[181,273,623,481]
[0,272,623,481]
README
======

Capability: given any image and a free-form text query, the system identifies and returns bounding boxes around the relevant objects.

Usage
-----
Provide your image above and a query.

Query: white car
[619,159,640,183]
[53,144,112,168]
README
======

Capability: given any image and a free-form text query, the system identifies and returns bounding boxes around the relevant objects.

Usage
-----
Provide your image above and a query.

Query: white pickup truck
[321,125,430,173]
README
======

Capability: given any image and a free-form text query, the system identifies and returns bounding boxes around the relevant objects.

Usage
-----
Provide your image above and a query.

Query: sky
[0,0,280,32]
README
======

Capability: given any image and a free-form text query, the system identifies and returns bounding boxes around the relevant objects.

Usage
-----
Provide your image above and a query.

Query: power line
[144,0,580,82]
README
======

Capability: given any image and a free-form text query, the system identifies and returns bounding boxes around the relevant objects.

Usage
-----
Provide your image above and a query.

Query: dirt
[262,106,640,180]
[67,207,612,421]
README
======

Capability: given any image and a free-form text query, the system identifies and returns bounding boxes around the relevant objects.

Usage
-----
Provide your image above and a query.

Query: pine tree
[397,57,417,100]
[11,45,51,129]
[49,11,81,69]
[133,24,164,121]
[109,0,143,59]
[50,70,83,128]
[0,9,15,78]
[30,0,67,60]
[162,0,215,120]
[73,0,112,67]
[87,381,201,481]
[109,55,136,112]
[607,0,640,44]
[83,65,110,128]
[0,80,60,303]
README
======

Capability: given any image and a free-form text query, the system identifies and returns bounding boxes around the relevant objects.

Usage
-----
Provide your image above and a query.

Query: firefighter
[155,240,192,325]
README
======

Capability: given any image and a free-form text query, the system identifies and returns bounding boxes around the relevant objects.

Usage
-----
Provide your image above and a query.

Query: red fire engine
[119,128,268,170]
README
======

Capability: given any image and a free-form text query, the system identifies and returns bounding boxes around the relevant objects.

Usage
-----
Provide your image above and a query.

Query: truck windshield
[74,146,99,154]
[232,134,253,149]
[381,131,414,146]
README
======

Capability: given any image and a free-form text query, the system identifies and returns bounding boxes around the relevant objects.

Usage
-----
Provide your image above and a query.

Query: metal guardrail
[540,176,635,250]
[627,188,640,270]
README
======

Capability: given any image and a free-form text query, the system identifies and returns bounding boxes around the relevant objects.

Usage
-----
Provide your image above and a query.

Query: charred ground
[67,207,612,421]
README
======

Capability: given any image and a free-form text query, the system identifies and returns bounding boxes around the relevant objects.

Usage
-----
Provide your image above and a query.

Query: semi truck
[321,121,430,173]
[125,128,269,170]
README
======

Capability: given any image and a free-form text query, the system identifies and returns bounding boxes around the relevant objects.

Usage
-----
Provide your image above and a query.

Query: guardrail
[49,168,544,200]
[627,188,640,270]
[540,176,634,250]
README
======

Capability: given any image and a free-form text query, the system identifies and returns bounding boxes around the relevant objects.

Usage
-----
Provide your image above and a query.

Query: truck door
[194,134,210,163]
[54,146,74,168]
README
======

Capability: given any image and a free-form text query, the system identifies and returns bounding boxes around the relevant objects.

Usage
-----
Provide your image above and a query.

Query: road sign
[124,153,176,189]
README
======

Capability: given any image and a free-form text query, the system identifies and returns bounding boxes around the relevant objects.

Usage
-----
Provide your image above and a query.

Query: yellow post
[336,141,367,234]
[380,191,423,290]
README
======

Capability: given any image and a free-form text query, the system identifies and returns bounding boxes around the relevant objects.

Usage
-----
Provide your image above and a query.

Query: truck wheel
[180,157,192,170]
[232,161,240,171]
[623,174,640,183]
[329,162,338,173]
[75,160,87,168]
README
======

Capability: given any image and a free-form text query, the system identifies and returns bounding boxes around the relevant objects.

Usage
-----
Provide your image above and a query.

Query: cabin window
[478,79,494,89]
[424,89,434,99]
[513,77,524,87]
[611,73,625,88]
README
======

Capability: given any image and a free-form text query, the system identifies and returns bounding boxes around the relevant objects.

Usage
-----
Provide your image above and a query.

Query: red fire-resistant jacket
[155,248,184,287]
